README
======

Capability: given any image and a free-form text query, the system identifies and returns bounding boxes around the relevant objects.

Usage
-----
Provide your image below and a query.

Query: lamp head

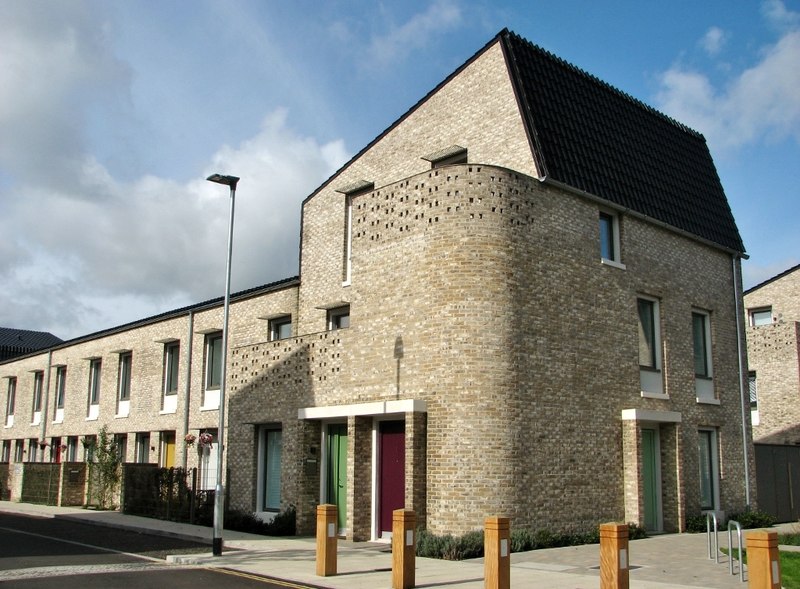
[206,174,240,189]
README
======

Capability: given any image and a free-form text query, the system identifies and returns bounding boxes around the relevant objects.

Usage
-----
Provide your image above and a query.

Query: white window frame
[116,352,132,418]
[343,195,353,286]
[5,377,17,428]
[638,296,664,397]
[162,342,179,414]
[692,309,716,403]
[87,359,101,420]
[53,366,66,424]
[256,426,283,515]
[328,306,351,331]
[201,333,222,411]
[135,432,150,463]
[31,371,44,425]
[269,316,292,341]
[599,209,625,269]
[749,307,773,327]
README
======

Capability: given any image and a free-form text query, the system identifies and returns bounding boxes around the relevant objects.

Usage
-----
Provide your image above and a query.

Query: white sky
[1,0,798,340]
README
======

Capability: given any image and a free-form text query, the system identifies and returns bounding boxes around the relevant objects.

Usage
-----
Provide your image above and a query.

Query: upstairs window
[638,296,664,397]
[88,359,102,406]
[422,145,467,168]
[32,371,44,413]
[328,306,350,331]
[692,311,713,379]
[748,371,758,410]
[749,307,773,327]
[269,316,292,341]
[118,353,132,402]
[5,377,16,425]
[163,342,180,396]
[599,210,623,266]
[205,333,223,391]
[54,367,67,409]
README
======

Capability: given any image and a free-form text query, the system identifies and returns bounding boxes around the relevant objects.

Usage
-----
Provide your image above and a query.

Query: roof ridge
[503,30,705,141]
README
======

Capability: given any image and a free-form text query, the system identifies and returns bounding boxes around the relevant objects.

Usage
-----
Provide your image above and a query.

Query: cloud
[655,19,800,150]
[0,111,348,339]
[366,0,462,69]
[700,26,727,56]
[762,0,800,30]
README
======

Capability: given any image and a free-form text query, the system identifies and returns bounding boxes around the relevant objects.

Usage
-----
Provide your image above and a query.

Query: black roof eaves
[301,30,510,208]
[744,263,800,295]
[0,276,300,365]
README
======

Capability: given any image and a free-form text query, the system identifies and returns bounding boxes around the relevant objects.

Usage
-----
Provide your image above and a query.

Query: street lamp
[206,173,239,556]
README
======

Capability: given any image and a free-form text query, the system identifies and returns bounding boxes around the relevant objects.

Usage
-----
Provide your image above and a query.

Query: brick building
[2,30,754,538]
[743,264,800,521]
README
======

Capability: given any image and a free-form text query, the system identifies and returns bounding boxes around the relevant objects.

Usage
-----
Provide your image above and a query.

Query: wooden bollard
[484,516,510,589]
[746,530,781,588]
[600,523,629,589]
[392,509,416,589]
[316,504,338,576]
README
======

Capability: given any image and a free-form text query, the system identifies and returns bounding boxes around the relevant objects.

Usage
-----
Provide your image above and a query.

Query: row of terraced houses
[1,30,759,539]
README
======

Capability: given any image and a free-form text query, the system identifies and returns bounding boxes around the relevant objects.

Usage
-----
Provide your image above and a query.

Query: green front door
[642,428,660,531]
[327,424,348,532]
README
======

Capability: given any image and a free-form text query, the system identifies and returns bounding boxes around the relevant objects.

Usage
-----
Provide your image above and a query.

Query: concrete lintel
[298,399,426,420]
[621,408,682,423]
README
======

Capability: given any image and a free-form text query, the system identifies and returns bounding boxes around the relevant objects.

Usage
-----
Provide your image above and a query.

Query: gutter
[732,254,752,508]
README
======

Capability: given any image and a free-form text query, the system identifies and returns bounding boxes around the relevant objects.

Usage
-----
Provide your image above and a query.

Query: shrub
[728,510,776,530]
[222,505,296,536]
[685,514,709,533]
[416,529,484,560]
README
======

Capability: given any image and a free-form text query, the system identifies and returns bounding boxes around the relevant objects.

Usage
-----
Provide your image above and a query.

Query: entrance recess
[378,420,405,538]
[327,424,348,533]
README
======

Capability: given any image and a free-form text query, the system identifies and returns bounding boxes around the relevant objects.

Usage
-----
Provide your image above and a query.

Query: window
[205,333,222,390]
[118,353,132,401]
[163,342,180,395]
[14,440,24,462]
[88,359,102,406]
[5,377,16,426]
[692,311,713,378]
[66,436,78,461]
[749,307,773,327]
[261,428,282,511]
[1,440,10,462]
[115,434,128,462]
[84,435,97,462]
[638,296,663,396]
[54,367,66,409]
[749,371,758,409]
[698,429,719,511]
[29,438,38,462]
[32,371,44,414]
[344,195,353,285]
[269,316,292,341]
[638,298,660,370]
[135,432,150,463]
[599,210,624,266]
[328,306,350,331]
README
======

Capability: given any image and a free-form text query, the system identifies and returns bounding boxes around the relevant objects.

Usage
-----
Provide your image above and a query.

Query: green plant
[685,514,709,533]
[728,509,776,529]
[416,529,484,560]
[89,425,121,510]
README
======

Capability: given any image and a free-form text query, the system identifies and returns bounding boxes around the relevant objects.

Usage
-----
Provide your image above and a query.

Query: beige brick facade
[744,265,800,444]
[1,34,755,540]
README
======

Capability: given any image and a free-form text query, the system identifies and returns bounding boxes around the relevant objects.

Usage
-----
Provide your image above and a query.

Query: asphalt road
[0,512,320,589]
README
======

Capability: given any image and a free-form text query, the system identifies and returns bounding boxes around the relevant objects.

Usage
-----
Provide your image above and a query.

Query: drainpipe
[40,350,53,454]
[181,310,195,468]
[732,254,752,508]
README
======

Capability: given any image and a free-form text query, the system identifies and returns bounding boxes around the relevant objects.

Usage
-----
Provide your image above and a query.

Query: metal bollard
[316,504,338,576]
[392,509,416,589]
[600,523,630,589]
[746,531,781,589]
[484,516,510,589]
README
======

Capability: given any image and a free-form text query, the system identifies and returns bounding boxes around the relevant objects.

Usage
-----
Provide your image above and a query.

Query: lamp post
[206,173,239,556]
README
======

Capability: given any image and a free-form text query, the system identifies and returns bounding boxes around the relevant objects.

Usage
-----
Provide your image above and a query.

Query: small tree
[89,425,121,509]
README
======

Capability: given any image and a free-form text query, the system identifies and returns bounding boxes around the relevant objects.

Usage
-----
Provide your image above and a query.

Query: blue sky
[1,0,798,339]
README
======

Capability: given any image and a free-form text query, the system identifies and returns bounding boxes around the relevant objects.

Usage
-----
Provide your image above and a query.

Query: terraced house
[1,30,754,539]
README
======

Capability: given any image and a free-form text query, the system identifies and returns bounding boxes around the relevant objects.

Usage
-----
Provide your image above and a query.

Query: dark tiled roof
[0,327,62,361]
[501,30,745,253]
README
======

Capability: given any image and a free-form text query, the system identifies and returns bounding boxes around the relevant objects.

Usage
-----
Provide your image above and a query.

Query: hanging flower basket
[198,432,214,447]
[184,433,197,446]
[38,440,48,449]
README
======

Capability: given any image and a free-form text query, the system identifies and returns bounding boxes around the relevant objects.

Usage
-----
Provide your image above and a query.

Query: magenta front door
[379,420,405,536]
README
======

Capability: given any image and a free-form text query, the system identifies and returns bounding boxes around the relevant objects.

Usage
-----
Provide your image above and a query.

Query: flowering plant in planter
[59,444,68,452]
[198,432,214,447]
[38,440,48,449]
[184,433,197,446]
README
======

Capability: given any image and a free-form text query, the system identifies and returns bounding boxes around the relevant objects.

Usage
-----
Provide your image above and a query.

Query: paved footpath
[1,501,789,588]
